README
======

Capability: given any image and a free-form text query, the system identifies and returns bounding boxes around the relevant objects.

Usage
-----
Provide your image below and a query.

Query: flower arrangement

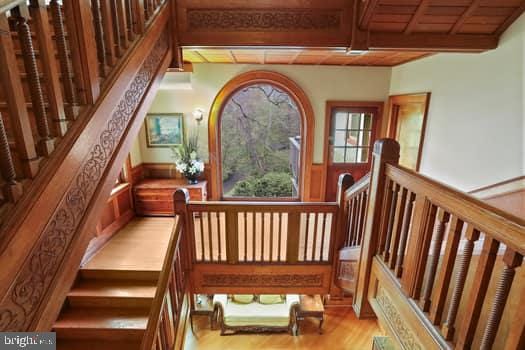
[172,132,204,184]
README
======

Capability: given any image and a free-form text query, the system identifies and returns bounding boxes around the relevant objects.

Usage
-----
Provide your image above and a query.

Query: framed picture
[145,113,184,147]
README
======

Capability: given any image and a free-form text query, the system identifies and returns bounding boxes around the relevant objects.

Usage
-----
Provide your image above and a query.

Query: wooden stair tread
[79,269,160,281]
[54,307,149,330]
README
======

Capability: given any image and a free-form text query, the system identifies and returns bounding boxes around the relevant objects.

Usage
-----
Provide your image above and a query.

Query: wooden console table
[297,294,325,334]
[133,179,207,216]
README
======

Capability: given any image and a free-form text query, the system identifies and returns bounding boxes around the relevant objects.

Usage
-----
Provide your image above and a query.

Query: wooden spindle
[198,212,204,261]
[479,249,523,350]
[225,211,238,263]
[278,212,283,262]
[395,191,415,277]
[383,182,399,261]
[320,213,327,261]
[252,212,256,261]
[206,211,212,261]
[116,0,130,48]
[29,0,67,137]
[110,0,123,57]
[215,212,221,261]
[303,213,310,261]
[243,212,247,261]
[261,213,265,261]
[378,179,394,255]
[345,199,354,246]
[49,0,80,121]
[125,0,136,39]
[91,0,109,77]
[356,191,367,245]
[0,113,23,203]
[269,212,274,261]
[99,0,117,66]
[442,225,480,340]
[132,0,146,34]
[13,6,55,157]
[420,208,450,311]
[286,212,301,263]
[351,197,359,245]
[428,216,463,323]
[388,186,408,269]
[456,237,500,349]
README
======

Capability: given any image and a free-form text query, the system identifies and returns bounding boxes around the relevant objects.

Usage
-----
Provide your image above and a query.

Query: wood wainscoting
[82,184,135,264]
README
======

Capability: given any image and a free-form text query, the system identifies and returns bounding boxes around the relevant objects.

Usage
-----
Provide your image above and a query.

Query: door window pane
[330,110,374,164]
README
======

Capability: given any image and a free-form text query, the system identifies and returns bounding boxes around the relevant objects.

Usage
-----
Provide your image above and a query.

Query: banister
[385,163,525,255]
[344,172,370,200]
[141,214,184,350]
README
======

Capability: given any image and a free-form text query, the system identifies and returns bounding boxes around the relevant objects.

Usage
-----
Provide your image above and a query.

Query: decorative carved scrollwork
[187,9,341,31]
[0,29,169,331]
[375,287,422,350]
[202,273,324,287]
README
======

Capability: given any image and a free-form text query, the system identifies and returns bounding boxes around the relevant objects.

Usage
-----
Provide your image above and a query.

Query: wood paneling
[83,184,135,264]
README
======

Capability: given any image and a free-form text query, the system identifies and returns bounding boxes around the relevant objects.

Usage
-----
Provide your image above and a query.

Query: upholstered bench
[213,294,300,335]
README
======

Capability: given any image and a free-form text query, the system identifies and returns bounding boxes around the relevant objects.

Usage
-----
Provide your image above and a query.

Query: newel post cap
[173,188,190,214]
[373,138,400,161]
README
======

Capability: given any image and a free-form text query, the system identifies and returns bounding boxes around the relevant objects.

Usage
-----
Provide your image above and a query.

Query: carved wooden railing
[354,139,525,349]
[141,191,190,350]
[0,0,172,332]
[0,0,165,227]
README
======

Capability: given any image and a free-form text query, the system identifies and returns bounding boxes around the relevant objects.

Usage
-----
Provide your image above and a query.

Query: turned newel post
[329,173,354,297]
[353,138,400,319]
[12,5,55,156]
[173,188,193,270]
[0,113,23,203]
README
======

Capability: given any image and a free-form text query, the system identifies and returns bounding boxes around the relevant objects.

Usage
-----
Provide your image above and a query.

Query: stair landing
[54,217,174,350]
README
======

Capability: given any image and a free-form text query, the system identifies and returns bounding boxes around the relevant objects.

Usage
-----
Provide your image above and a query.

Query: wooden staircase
[53,217,174,349]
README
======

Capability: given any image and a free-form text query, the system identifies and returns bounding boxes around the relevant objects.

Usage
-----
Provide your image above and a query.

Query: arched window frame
[208,71,315,201]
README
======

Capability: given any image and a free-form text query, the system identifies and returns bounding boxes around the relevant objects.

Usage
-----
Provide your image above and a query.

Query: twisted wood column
[420,208,450,311]
[441,226,479,340]
[49,0,79,121]
[479,249,523,350]
[0,113,23,203]
[91,0,108,77]
[13,7,54,156]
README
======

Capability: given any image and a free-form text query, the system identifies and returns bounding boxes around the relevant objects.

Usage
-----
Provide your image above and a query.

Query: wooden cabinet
[133,179,207,216]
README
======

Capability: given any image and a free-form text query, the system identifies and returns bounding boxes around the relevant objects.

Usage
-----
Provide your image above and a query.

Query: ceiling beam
[359,0,380,30]
[404,0,431,34]
[351,0,369,50]
[449,0,481,35]
[368,32,498,52]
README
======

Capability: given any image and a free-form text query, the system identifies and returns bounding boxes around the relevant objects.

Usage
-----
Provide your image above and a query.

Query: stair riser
[54,328,145,341]
[79,270,159,281]
[67,296,153,309]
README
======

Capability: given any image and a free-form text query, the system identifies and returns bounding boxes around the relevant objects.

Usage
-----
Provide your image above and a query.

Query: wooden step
[53,307,149,341]
[57,339,141,350]
[79,269,160,281]
[67,279,157,308]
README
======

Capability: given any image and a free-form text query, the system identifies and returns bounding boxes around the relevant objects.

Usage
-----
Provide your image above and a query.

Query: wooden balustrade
[354,138,525,349]
[141,191,190,350]
[0,0,167,226]
[184,202,338,264]
[342,173,370,249]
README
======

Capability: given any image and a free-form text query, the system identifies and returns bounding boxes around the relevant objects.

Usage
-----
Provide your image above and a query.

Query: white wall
[389,14,525,191]
[137,64,392,164]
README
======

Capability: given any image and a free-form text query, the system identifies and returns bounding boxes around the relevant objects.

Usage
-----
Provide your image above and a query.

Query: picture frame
[145,113,184,147]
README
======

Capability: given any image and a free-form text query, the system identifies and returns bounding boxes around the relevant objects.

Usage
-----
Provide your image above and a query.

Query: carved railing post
[49,0,81,121]
[13,5,55,156]
[0,113,23,203]
[0,13,39,178]
[329,173,354,297]
[353,139,399,318]
[173,188,193,270]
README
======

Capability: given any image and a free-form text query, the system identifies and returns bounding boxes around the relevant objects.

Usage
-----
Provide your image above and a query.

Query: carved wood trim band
[202,273,324,287]
[186,9,341,31]
[375,286,422,350]
[0,29,169,331]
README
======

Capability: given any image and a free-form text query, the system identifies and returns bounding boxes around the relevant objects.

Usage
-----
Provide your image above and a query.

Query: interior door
[387,93,431,171]
[324,103,382,201]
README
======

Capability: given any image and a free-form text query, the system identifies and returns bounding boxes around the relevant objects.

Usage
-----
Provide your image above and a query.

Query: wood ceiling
[173,0,525,67]
[183,49,432,67]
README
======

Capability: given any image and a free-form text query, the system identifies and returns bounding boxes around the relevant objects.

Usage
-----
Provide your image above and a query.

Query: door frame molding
[386,93,431,171]
[323,101,384,199]
[208,70,315,201]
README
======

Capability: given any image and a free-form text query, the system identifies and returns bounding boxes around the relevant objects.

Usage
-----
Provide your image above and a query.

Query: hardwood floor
[184,307,383,350]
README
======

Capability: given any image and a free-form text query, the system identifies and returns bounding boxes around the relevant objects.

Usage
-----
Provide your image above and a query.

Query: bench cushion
[224,301,291,327]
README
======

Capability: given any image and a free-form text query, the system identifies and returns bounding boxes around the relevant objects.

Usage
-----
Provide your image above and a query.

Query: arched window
[221,83,301,198]
[208,71,314,200]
